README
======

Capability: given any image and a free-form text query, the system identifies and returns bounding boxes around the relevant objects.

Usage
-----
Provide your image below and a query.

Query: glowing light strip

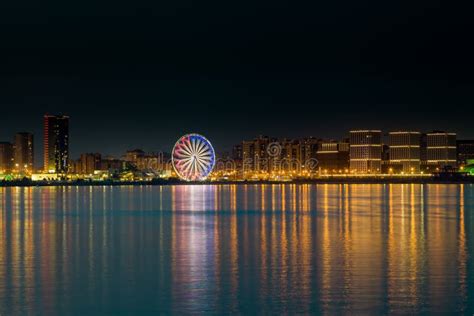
[350,144,382,147]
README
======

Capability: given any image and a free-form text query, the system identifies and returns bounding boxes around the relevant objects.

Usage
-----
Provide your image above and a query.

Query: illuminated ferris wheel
[172,133,216,181]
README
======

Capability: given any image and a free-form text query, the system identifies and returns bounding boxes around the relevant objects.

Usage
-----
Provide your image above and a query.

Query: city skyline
[0,113,473,169]
[2,1,474,315]
[1,114,472,178]
[1,0,474,160]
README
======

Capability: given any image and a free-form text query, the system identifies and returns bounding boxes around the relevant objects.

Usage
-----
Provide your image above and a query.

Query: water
[0,184,473,315]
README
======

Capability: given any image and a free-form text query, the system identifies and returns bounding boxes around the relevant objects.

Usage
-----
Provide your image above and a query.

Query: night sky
[1,0,473,164]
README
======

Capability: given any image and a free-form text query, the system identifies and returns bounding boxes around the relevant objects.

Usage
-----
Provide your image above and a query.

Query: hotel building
[349,130,382,174]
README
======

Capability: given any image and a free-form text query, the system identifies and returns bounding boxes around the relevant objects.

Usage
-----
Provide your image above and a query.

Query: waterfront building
[424,131,457,171]
[349,130,382,174]
[281,139,302,172]
[14,132,34,173]
[136,152,167,172]
[298,137,320,174]
[43,114,69,173]
[316,141,349,173]
[0,142,14,173]
[101,157,126,173]
[241,136,277,174]
[124,149,145,165]
[232,144,242,161]
[231,144,243,170]
[77,153,102,174]
[381,144,391,173]
[241,140,255,174]
[388,131,421,173]
[121,150,170,174]
[70,159,82,174]
[300,137,319,163]
[254,135,272,172]
[457,140,474,165]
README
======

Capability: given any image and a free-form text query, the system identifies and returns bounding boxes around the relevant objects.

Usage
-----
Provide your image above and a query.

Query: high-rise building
[281,139,302,172]
[0,142,14,173]
[241,136,276,173]
[457,140,474,165]
[241,140,255,173]
[124,149,145,166]
[14,132,34,173]
[43,114,69,173]
[425,131,457,171]
[78,153,102,174]
[316,141,349,173]
[101,156,126,173]
[389,131,421,173]
[232,144,242,161]
[300,137,319,164]
[349,130,382,174]
[254,135,272,172]
[136,152,167,172]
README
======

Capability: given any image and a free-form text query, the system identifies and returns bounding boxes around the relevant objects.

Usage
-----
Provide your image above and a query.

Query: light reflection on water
[0,184,473,314]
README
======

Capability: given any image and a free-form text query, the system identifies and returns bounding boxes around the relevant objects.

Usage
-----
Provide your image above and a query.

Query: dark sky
[1,0,473,163]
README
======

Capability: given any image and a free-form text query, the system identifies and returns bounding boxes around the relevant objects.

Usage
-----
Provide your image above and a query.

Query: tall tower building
[14,132,34,173]
[349,130,382,174]
[0,142,14,173]
[254,135,271,172]
[282,139,301,172]
[389,131,421,173]
[43,114,69,173]
[241,140,255,173]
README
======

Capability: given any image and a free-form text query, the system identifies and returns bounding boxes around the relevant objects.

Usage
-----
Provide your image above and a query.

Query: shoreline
[1,176,473,187]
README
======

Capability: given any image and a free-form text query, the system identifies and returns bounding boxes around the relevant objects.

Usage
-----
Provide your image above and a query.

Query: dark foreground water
[0,184,473,315]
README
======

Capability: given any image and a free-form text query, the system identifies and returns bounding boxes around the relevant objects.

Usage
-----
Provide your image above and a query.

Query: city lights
[0,116,473,184]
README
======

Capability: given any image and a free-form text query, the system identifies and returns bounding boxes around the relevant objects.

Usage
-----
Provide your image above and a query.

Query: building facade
[388,131,421,173]
[281,139,302,172]
[124,149,145,165]
[457,140,474,165]
[101,157,126,173]
[0,142,14,173]
[43,115,69,173]
[316,141,349,173]
[425,132,457,171]
[241,140,255,173]
[14,132,34,173]
[349,130,382,174]
[135,153,168,172]
[75,153,102,174]
[241,136,277,174]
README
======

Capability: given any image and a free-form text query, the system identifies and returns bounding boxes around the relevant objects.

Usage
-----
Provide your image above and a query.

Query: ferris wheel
[172,133,216,181]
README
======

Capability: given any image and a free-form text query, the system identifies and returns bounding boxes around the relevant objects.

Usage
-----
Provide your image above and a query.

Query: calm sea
[0,184,473,315]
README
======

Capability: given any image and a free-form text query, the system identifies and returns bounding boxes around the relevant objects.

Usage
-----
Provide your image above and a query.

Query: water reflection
[0,184,473,314]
